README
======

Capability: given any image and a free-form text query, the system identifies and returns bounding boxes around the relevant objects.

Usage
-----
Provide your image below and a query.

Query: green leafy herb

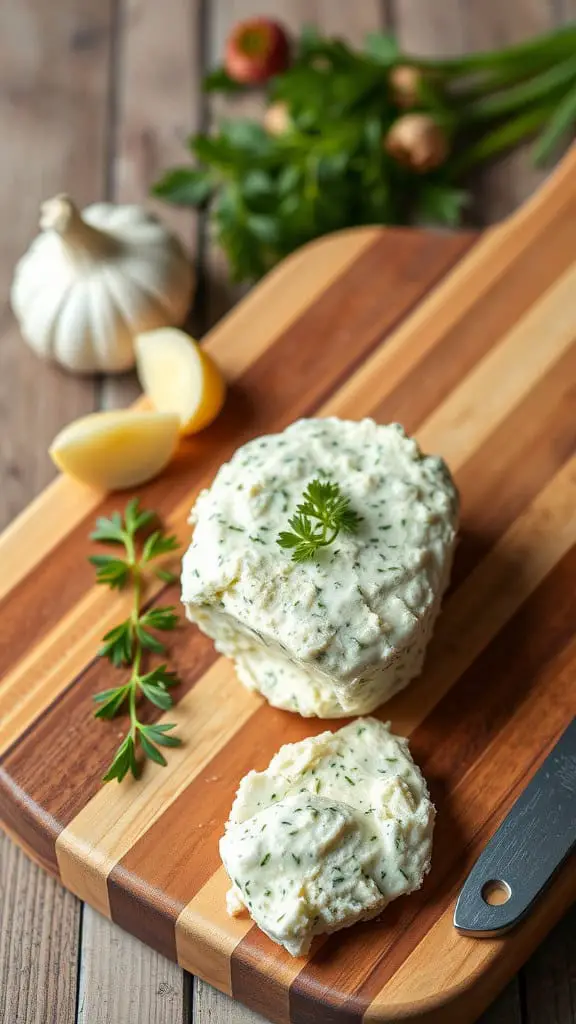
[153,24,576,284]
[277,479,361,562]
[89,498,182,783]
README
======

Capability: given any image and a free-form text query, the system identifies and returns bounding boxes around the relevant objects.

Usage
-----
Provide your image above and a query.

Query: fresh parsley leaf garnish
[277,479,361,562]
[89,498,182,783]
[152,24,576,283]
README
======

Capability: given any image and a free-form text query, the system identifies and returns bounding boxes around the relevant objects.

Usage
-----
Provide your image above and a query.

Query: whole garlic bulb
[11,195,194,374]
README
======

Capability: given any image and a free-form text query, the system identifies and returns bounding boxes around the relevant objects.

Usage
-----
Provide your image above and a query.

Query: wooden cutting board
[1,146,575,1024]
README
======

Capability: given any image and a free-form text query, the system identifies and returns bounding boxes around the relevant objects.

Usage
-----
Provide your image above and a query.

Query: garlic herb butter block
[220,718,435,956]
[181,418,458,717]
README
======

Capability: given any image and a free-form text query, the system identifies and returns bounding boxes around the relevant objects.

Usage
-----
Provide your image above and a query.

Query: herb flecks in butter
[182,418,458,718]
[220,719,435,958]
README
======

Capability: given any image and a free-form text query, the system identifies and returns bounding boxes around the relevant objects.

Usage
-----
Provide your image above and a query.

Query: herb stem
[128,648,140,740]
[90,499,182,783]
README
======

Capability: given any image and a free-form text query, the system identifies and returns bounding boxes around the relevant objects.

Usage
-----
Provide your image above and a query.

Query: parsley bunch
[153,24,576,284]
[277,479,361,562]
[89,499,182,783]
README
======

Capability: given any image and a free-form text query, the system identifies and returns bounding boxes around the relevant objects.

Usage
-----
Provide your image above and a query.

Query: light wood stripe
[415,263,576,464]
[47,319,576,902]
[18,327,576,919]
[175,868,252,996]
[0,513,191,755]
[322,193,575,424]
[2,228,461,754]
[3,144,574,605]
[387,454,576,736]
[0,228,380,602]
[3,249,574,755]
[364,648,576,1020]
[55,660,262,915]
[160,456,576,1008]
[364,866,576,1024]
[6,295,572,757]
[176,872,299,1017]
[1,147,574,1022]
[286,556,576,1021]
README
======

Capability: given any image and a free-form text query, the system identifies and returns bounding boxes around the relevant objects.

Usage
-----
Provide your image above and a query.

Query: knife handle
[453,718,576,937]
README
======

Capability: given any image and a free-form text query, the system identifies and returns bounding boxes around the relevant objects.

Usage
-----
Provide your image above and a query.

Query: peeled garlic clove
[49,410,180,491]
[135,328,226,435]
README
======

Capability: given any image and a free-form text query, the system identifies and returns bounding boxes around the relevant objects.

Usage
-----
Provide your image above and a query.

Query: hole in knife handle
[481,879,512,906]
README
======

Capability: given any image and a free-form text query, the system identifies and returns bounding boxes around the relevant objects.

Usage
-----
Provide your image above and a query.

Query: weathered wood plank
[197,7,394,1021]
[394,0,563,224]
[478,981,525,1024]
[456,12,573,1024]
[195,4,387,1021]
[203,0,385,326]
[78,3,201,1023]
[395,6,573,1024]
[459,0,557,224]
[0,2,112,1023]
[0,832,80,1024]
[194,982,269,1024]
[0,0,110,523]
[100,0,201,410]
[523,904,576,1024]
[77,908,191,1024]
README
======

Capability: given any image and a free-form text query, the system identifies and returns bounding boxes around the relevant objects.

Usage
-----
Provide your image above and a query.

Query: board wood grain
[0,146,575,1024]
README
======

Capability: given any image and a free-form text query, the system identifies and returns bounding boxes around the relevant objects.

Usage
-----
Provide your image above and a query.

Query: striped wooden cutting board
[1,147,575,1024]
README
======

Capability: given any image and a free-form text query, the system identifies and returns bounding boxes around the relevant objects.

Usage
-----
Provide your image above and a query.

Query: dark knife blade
[453,717,576,937]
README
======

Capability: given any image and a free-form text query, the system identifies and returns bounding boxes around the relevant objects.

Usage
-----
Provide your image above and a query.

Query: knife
[453,717,576,937]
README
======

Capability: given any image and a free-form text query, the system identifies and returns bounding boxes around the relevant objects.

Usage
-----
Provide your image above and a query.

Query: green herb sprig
[277,479,361,562]
[153,24,576,284]
[89,498,182,783]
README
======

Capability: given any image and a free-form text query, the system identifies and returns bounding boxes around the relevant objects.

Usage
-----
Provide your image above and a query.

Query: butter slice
[220,718,434,957]
[182,418,458,717]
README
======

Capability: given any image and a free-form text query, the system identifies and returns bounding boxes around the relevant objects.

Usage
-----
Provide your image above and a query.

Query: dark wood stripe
[290,713,570,1024]
[0,596,217,873]
[0,230,474,865]
[287,546,576,1022]
[343,716,571,1014]
[231,929,299,1024]
[109,468,576,1010]
[0,769,60,878]
[108,703,323,960]
[0,229,473,682]
[105,336,575,967]
[371,201,576,435]
[449,338,576,591]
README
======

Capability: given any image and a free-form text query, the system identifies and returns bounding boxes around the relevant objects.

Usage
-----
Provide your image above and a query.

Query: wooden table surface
[0,2,575,1023]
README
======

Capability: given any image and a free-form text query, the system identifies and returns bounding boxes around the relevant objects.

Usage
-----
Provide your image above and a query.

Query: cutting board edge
[1,143,575,1024]
[1,800,575,1024]
[0,222,474,605]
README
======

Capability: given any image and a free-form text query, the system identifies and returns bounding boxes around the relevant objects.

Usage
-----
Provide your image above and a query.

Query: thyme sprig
[277,479,361,562]
[89,498,182,783]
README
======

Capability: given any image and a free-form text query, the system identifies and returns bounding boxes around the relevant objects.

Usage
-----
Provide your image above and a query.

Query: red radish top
[225,17,290,84]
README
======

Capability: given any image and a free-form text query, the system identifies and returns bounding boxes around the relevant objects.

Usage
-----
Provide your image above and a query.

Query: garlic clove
[49,410,180,491]
[135,328,226,436]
